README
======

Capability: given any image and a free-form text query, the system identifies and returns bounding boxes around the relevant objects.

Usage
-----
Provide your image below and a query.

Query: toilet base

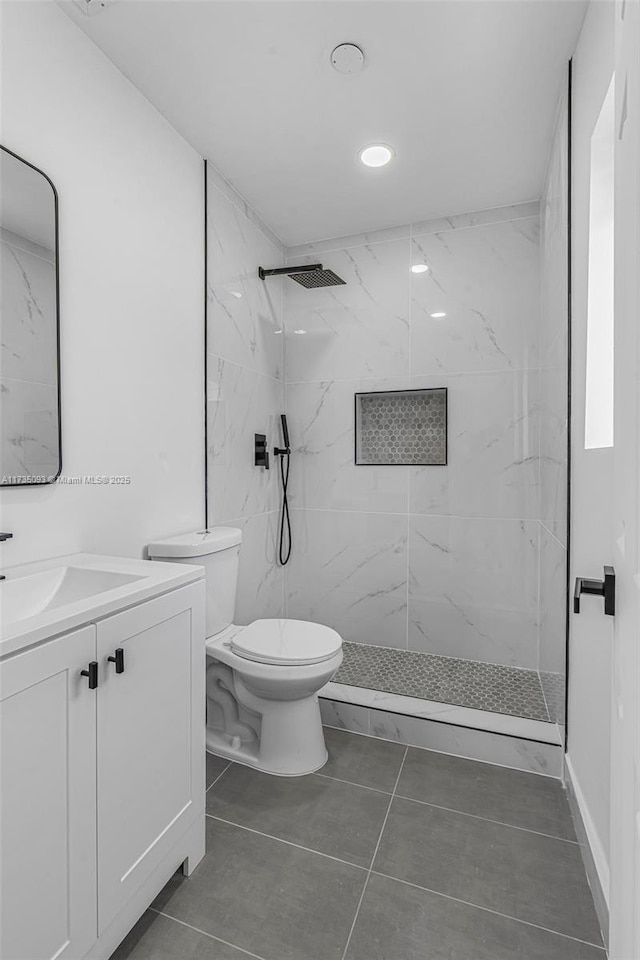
[206,693,329,777]
[206,735,328,777]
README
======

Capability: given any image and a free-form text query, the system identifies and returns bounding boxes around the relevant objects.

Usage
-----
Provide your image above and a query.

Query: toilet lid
[231,619,342,666]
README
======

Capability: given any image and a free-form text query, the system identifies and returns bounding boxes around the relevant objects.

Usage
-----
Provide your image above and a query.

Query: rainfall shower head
[258,263,346,288]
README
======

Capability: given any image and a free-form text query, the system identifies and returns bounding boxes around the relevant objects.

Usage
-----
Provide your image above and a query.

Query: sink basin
[0,552,205,657]
[2,566,145,627]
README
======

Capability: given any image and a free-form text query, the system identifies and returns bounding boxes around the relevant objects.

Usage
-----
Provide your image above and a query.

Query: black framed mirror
[0,145,61,485]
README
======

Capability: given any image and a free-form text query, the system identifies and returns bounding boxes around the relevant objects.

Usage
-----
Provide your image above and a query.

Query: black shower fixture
[274,414,292,566]
[258,263,346,288]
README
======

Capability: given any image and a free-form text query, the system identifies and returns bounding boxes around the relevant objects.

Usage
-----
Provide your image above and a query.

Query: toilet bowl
[148,528,342,776]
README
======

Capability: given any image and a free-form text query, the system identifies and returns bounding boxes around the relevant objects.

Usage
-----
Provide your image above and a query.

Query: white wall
[0,0,204,567]
[568,0,615,902]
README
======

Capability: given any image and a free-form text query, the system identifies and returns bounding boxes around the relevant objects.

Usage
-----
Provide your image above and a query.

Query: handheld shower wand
[274,414,292,565]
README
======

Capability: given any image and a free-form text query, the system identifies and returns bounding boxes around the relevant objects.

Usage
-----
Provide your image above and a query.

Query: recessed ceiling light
[359,144,394,167]
[230,290,243,299]
[411,264,429,274]
[294,329,307,335]
[430,311,447,318]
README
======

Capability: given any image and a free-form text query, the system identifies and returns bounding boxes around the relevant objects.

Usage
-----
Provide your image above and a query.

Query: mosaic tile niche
[355,388,447,465]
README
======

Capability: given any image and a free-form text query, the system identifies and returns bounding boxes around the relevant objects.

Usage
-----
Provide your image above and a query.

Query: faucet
[0,532,13,581]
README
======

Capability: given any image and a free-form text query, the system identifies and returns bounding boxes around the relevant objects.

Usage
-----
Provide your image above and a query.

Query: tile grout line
[209,763,577,847]
[313,770,392,796]
[390,793,579,844]
[313,765,577,843]
[321,721,560,780]
[205,813,369,872]
[284,366,546,386]
[370,871,606,951]
[340,746,409,960]
[289,505,545,522]
[310,765,576,843]
[205,760,232,793]
[149,908,268,960]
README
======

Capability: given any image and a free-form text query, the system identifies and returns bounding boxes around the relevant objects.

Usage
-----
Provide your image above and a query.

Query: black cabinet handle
[107,647,125,674]
[574,566,615,616]
[81,661,99,689]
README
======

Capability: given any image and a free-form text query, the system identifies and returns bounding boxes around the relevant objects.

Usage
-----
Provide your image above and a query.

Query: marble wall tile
[319,699,370,735]
[207,180,284,380]
[279,201,568,728]
[1,237,57,386]
[206,163,285,255]
[287,223,411,260]
[537,88,569,698]
[366,707,563,777]
[410,217,540,375]
[232,510,285,625]
[539,329,568,546]
[286,508,408,648]
[409,369,539,519]
[0,378,59,479]
[207,355,284,524]
[540,88,569,365]
[286,377,409,514]
[410,201,540,238]
[408,516,539,668]
[284,239,411,382]
[539,523,567,676]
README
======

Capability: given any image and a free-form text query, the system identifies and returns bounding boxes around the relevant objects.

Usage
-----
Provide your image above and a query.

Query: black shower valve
[254,433,269,469]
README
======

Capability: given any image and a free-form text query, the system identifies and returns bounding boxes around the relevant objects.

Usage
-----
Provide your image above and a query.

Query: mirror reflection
[0,146,60,485]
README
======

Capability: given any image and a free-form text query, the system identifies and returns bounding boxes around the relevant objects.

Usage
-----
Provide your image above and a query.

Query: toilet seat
[230,618,342,666]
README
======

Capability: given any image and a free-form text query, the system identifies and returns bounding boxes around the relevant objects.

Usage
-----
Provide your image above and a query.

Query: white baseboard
[564,754,609,945]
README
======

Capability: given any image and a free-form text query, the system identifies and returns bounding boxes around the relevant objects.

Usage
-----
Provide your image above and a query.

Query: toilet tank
[147,527,242,638]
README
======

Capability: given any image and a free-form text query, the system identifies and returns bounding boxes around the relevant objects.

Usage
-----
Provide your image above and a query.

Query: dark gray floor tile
[109,910,247,959]
[206,753,230,789]
[152,818,366,960]
[346,873,605,960]
[397,748,576,840]
[321,727,406,792]
[374,797,603,945]
[207,761,389,867]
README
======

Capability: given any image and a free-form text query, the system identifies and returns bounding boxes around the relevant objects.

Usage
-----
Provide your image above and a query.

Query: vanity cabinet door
[95,583,205,934]
[0,626,98,960]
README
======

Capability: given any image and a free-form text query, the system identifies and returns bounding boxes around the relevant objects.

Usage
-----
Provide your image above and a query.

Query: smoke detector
[71,0,119,17]
[331,44,365,74]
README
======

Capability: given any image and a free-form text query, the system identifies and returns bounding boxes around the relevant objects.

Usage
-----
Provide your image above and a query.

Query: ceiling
[59,0,586,246]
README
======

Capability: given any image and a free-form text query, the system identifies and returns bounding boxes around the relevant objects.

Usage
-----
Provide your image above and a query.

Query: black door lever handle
[574,566,615,616]
[107,647,125,674]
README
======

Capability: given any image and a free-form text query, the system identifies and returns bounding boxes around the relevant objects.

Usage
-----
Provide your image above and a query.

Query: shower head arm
[258,263,322,280]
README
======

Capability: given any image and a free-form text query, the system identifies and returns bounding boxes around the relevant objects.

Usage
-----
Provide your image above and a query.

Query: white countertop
[0,553,204,659]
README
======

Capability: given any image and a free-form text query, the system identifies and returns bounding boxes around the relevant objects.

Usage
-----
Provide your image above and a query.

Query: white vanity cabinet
[0,577,206,960]
[96,587,205,934]
[0,624,99,960]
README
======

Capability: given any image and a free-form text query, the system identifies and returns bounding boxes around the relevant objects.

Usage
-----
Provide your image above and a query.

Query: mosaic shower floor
[334,641,564,723]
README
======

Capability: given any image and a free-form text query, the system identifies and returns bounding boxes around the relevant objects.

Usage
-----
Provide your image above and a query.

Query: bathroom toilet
[148,528,342,776]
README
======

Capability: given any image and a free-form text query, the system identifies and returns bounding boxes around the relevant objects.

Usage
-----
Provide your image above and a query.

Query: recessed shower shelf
[355,388,447,465]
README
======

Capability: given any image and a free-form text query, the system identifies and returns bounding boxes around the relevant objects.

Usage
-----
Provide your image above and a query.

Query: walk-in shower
[205,63,570,769]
